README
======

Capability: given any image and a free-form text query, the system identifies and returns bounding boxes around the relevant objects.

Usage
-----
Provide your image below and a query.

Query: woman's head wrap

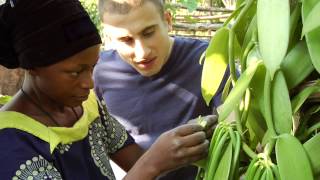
[0,0,102,69]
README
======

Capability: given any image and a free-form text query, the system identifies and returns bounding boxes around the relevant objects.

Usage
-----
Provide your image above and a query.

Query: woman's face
[31,44,100,107]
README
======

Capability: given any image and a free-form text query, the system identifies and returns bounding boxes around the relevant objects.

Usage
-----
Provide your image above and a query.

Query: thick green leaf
[281,40,314,89]
[302,0,320,74]
[257,0,290,79]
[288,2,302,50]
[218,60,262,121]
[247,46,266,116]
[276,134,313,180]
[302,1,320,36]
[291,80,320,113]
[271,71,292,134]
[246,105,266,143]
[304,133,320,176]
[202,28,229,106]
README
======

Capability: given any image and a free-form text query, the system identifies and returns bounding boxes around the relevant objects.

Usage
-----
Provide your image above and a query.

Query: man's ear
[164,11,173,32]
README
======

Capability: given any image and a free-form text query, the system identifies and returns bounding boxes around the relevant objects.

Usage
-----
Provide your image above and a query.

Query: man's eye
[143,30,154,37]
[120,37,133,44]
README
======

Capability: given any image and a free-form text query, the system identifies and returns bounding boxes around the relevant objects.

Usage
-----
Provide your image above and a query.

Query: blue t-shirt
[94,37,229,179]
[0,92,135,180]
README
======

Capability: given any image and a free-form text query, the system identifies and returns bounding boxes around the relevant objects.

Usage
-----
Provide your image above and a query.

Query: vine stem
[242,142,257,159]
[232,0,255,30]
[263,72,277,137]
[264,139,276,156]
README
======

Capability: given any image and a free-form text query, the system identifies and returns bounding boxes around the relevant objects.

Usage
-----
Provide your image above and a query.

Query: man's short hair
[99,0,165,19]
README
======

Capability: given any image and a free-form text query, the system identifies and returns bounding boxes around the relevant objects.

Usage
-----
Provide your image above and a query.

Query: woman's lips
[74,95,89,101]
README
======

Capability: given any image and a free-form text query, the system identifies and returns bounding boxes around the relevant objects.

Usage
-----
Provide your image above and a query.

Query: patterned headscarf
[0,0,101,69]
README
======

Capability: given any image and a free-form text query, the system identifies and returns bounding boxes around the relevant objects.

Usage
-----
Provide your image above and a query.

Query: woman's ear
[27,68,38,76]
[164,11,173,32]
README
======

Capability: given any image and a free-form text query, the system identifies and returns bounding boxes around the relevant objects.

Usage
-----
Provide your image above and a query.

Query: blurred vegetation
[80,0,102,34]
[79,0,201,30]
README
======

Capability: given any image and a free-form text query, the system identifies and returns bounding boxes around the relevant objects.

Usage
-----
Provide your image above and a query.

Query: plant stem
[240,89,251,126]
[264,72,277,137]
[232,0,255,30]
[228,29,243,135]
[223,3,245,27]
[228,29,237,83]
[242,142,257,159]
[264,139,276,156]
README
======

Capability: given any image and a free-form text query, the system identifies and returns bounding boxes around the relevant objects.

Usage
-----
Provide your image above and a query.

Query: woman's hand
[188,114,218,139]
[125,123,209,179]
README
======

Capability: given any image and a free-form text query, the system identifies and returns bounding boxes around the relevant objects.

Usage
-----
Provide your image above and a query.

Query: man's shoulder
[173,36,209,49]
[99,49,119,61]
[170,36,208,62]
[172,36,208,57]
[95,49,125,70]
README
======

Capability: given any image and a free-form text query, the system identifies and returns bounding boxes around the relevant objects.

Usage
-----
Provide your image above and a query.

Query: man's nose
[134,40,151,61]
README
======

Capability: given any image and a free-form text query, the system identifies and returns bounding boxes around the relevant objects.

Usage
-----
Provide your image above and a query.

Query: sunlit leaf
[202,28,229,106]
[257,0,290,79]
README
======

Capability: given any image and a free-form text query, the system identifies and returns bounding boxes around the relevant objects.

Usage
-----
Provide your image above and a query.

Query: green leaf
[302,1,320,36]
[288,2,302,50]
[246,106,267,143]
[0,95,12,105]
[276,134,313,180]
[271,71,292,134]
[178,0,197,12]
[218,60,262,121]
[291,80,320,114]
[257,0,290,79]
[247,46,266,116]
[281,40,314,89]
[302,0,320,74]
[304,133,320,176]
[201,27,229,106]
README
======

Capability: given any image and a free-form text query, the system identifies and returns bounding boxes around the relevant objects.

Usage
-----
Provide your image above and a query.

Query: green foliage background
[80,0,102,34]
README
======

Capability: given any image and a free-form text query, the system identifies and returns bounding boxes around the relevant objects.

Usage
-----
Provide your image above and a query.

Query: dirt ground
[0,66,24,96]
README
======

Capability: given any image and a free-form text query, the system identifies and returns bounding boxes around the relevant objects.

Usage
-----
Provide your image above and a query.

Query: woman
[0,0,212,179]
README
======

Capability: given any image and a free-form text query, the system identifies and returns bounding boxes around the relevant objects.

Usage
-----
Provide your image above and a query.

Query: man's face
[102,1,173,77]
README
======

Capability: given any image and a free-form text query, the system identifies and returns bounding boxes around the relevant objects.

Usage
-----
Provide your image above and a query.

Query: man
[93,0,229,178]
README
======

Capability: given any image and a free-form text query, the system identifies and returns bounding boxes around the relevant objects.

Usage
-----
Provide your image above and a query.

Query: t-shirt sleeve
[0,129,62,179]
[95,95,135,155]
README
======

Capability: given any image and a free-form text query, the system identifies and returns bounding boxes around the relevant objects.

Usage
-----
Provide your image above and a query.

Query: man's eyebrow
[117,36,132,41]
[142,25,156,32]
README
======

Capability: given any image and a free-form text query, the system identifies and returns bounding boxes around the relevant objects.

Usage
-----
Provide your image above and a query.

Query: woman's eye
[69,71,81,77]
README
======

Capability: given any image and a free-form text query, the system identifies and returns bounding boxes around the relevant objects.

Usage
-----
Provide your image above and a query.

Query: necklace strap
[20,88,79,127]
[21,88,59,126]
